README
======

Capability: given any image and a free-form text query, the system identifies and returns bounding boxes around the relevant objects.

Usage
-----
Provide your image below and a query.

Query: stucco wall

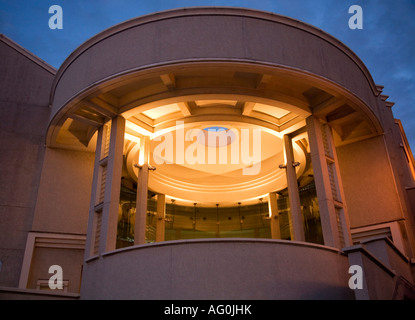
[31,148,95,234]
[336,135,403,228]
[81,239,354,300]
[0,38,54,287]
[27,246,84,293]
[0,286,79,300]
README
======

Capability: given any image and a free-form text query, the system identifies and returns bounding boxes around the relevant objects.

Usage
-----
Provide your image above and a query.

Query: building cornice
[50,6,379,106]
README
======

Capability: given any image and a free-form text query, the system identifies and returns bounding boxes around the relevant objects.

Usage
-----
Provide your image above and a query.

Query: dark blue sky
[1,0,414,151]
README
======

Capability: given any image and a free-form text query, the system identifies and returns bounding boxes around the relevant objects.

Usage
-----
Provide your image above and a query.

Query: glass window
[299,182,324,245]
[164,201,271,241]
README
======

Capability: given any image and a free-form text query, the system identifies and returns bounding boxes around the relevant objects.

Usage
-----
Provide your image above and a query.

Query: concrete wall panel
[337,136,403,228]
[31,148,94,234]
[0,38,54,287]
[81,239,354,300]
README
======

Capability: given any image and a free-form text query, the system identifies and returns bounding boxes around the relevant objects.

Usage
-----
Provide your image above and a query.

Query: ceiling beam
[98,92,120,108]
[87,98,118,118]
[191,106,241,116]
[68,113,104,127]
[177,101,192,116]
[134,113,154,126]
[311,97,347,117]
[256,74,272,89]
[153,111,183,126]
[160,73,176,90]
[328,111,360,127]
[242,102,255,116]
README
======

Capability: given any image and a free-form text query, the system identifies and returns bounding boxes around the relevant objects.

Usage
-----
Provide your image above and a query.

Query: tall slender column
[306,115,352,248]
[100,116,125,253]
[85,116,125,257]
[135,137,150,245]
[283,135,305,242]
[84,125,104,259]
[155,194,166,242]
[268,192,281,239]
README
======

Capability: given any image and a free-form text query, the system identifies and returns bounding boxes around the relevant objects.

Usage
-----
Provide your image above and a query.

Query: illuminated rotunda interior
[2,7,415,300]
[54,63,358,251]
[116,97,320,246]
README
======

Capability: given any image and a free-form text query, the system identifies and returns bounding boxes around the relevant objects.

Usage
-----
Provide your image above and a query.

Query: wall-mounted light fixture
[278,162,300,169]
[134,164,156,171]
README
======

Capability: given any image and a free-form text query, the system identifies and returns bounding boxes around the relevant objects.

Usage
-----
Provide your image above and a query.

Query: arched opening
[114,90,325,247]
[50,62,371,253]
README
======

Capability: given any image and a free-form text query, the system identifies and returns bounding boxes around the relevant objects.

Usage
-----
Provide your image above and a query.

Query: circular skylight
[203,126,228,132]
[201,126,236,147]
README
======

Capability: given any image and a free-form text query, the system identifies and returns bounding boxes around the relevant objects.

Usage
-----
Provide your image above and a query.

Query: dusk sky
[1,0,414,151]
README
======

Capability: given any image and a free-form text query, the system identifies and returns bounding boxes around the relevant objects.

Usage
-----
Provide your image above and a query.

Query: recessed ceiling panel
[253,103,291,119]
[142,103,181,120]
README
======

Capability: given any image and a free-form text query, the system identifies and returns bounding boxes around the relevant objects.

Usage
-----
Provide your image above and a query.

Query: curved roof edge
[49,6,381,105]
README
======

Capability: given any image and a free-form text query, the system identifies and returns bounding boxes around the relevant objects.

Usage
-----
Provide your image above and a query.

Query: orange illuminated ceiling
[51,63,381,205]
[123,99,308,207]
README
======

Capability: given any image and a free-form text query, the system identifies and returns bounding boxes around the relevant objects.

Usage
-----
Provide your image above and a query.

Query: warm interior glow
[195,100,237,107]
[124,133,141,144]
[253,103,291,119]
[125,120,153,137]
[142,103,181,119]
[122,98,308,207]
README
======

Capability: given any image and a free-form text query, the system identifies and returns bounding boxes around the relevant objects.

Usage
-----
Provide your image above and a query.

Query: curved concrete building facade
[1,7,415,300]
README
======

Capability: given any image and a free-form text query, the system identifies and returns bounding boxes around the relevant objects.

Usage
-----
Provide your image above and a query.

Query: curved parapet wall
[80,239,354,299]
[49,7,381,130]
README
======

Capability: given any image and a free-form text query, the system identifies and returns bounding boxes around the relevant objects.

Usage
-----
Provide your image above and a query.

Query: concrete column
[99,116,125,253]
[135,137,150,245]
[327,123,353,248]
[283,135,305,242]
[215,204,220,238]
[156,194,166,242]
[268,192,281,239]
[84,125,104,259]
[85,116,125,257]
[306,115,352,248]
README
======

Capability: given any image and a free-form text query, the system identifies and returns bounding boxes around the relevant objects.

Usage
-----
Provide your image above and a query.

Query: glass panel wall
[276,194,291,240]
[273,182,323,245]
[116,179,273,247]
[300,182,323,244]
[116,181,158,248]
[164,201,271,241]
[116,181,323,247]
[116,158,323,247]
[116,184,136,249]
